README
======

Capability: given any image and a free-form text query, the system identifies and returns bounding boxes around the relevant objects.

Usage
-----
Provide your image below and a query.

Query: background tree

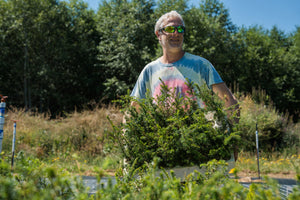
[234,26,299,120]
[155,0,188,17]
[0,0,100,115]
[184,0,240,88]
[0,0,299,122]
[96,0,156,101]
[0,0,36,109]
[279,27,300,120]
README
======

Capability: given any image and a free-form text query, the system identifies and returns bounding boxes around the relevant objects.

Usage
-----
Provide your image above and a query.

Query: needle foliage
[109,81,240,169]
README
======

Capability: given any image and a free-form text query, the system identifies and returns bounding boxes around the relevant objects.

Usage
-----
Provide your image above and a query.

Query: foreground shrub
[0,154,89,200]
[93,160,300,200]
[1,156,300,199]
[109,81,240,169]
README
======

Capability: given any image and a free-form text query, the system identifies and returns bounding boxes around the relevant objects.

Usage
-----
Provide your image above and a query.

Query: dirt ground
[236,171,297,182]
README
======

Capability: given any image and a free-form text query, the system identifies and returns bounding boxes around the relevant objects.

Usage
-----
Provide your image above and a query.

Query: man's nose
[172,28,179,34]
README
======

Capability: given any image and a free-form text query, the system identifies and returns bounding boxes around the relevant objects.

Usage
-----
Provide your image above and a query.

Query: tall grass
[1,105,123,175]
[238,90,300,152]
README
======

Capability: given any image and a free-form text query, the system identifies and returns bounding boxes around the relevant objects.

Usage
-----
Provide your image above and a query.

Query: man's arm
[211,82,238,110]
[122,101,140,124]
[212,82,240,161]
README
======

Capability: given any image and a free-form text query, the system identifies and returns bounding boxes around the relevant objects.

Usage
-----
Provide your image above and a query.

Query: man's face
[157,17,184,51]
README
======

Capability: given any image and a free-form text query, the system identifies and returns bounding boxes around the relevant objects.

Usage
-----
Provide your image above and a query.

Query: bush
[238,93,299,152]
[0,154,89,200]
[109,81,240,169]
[1,155,300,199]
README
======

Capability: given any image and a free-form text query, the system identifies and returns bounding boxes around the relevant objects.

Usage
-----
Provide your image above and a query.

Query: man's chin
[169,45,183,50]
[168,42,183,48]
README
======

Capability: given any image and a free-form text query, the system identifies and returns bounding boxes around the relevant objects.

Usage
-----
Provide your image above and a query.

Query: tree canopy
[0,0,299,120]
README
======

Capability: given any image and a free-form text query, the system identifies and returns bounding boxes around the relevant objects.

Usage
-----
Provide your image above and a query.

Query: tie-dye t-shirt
[130,52,223,108]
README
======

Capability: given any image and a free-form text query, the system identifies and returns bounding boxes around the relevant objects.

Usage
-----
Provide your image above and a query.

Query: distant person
[130,10,239,160]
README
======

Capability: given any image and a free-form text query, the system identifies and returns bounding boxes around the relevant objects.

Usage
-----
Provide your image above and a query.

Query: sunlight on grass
[1,105,123,176]
[236,151,300,177]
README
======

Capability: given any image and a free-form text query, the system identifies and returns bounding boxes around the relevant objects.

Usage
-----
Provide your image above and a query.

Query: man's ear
[155,31,161,40]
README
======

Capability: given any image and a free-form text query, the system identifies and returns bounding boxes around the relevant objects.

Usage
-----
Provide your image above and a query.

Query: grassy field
[1,96,300,199]
[0,96,299,179]
[1,104,122,176]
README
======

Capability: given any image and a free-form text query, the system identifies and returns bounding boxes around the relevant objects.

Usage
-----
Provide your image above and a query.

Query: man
[130,11,239,160]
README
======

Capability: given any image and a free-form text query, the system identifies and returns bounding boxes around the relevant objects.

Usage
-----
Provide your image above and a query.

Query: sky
[83,0,300,34]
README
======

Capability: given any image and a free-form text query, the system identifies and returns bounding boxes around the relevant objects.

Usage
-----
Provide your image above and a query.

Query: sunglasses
[160,25,185,34]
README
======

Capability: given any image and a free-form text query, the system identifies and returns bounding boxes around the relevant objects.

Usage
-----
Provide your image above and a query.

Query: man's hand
[212,82,239,123]
[212,82,240,161]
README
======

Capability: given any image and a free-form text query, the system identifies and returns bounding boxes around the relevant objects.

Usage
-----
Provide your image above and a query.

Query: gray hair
[154,11,185,34]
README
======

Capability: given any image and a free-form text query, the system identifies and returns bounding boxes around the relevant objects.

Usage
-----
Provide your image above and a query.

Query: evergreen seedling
[109,80,240,170]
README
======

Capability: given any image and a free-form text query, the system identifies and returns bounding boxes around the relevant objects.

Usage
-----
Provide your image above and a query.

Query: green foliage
[0,159,11,177]
[0,106,124,176]
[234,26,300,120]
[238,92,299,151]
[155,0,188,16]
[200,159,229,179]
[0,105,299,199]
[97,0,157,101]
[0,0,101,115]
[113,161,300,199]
[1,154,300,199]
[109,81,240,169]
[0,154,89,200]
[184,0,240,88]
[0,0,299,122]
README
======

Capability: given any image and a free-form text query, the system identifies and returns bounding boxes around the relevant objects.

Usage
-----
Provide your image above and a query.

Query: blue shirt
[131,52,223,107]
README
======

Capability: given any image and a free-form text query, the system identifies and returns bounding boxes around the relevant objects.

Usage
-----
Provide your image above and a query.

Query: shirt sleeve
[204,60,223,88]
[130,68,148,99]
